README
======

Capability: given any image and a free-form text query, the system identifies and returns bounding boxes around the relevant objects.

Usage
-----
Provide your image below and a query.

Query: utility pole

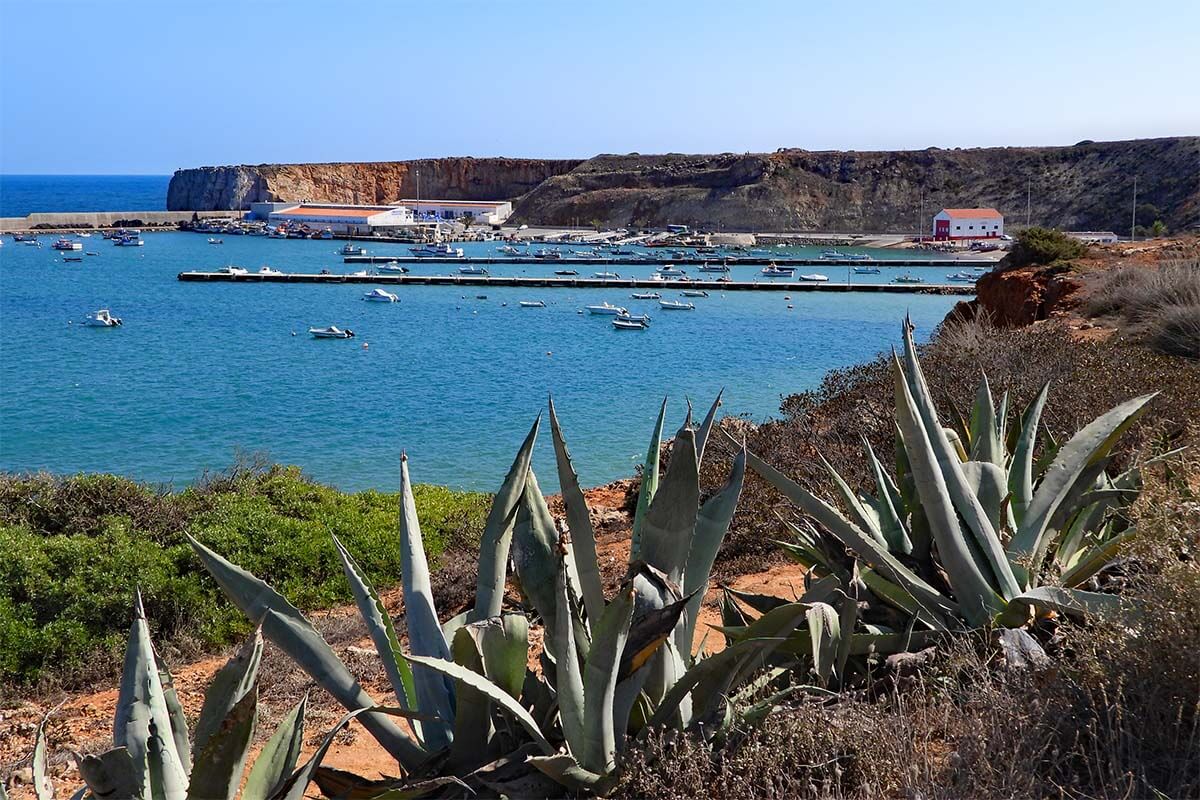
[1025,177,1031,227]
[1130,176,1138,242]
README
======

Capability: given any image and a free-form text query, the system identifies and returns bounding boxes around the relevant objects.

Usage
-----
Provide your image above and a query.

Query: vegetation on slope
[1085,258,1200,357]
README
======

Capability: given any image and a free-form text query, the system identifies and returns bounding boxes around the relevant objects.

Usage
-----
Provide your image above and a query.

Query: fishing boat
[630,292,661,300]
[680,289,709,298]
[533,248,564,260]
[258,266,283,276]
[52,238,83,251]
[846,253,873,262]
[217,265,249,275]
[820,249,847,260]
[208,238,224,245]
[114,235,143,247]
[12,233,37,242]
[799,273,829,282]
[376,262,410,273]
[519,300,546,308]
[761,264,795,277]
[554,269,579,276]
[340,243,367,256]
[853,267,881,274]
[659,299,695,310]
[22,239,42,247]
[364,288,399,302]
[892,274,925,284]
[946,272,978,282]
[586,302,628,316]
[613,317,649,330]
[84,309,122,327]
[498,245,522,255]
[592,271,621,279]
[458,265,489,275]
[309,326,355,339]
[410,243,464,258]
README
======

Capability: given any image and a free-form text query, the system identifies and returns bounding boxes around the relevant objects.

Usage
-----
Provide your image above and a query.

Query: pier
[177,271,976,294]
[341,255,994,268]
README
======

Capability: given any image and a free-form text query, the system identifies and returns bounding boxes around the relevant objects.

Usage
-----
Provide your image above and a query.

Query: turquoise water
[0,175,170,217]
[0,232,965,491]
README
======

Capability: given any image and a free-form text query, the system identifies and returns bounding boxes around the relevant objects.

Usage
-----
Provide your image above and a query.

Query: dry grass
[1085,259,1200,357]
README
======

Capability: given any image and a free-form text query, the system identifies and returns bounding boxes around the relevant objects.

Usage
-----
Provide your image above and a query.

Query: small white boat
[586,302,628,316]
[347,269,373,277]
[53,238,83,251]
[680,289,709,298]
[799,273,829,282]
[656,264,685,276]
[617,312,651,324]
[114,236,144,247]
[317,229,334,240]
[613,317,649,330]
[77,232,92,238]
[893,274,925,284]
[946,272,978,282]
[659,299,695,310]
[853,267,881,274]
[519,300,546,308]
[554,269,579,276]
[698,262,730,273]
[364,288,399,302]
[258,266,283,276]
[761,265,794,277]
[217,265,249,275]
[459,265,489,275]
[208,238,224,245]
[592,271,621,279]
[85,309,122,327]
[533,248,564,260]
[340,243,368,256]
[631,292,661,300]
[410,243,464,258]
[498,245,522,255]
[377,262,410,273]
[309,326,355,339]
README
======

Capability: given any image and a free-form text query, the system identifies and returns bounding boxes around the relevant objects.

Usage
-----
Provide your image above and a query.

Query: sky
[1,0,1197,174]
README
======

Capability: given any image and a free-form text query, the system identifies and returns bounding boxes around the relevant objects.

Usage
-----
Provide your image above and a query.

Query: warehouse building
[264,203,418,235]
[397,199,513,226]
[933,208,1004,241]
[1064,230,1119,244]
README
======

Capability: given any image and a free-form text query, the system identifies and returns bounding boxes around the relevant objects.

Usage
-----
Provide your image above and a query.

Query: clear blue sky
[2,0,1197,174]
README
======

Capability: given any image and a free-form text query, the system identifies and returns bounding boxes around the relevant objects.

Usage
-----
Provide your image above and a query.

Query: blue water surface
[0,175,170,217]
[0,232,966,491]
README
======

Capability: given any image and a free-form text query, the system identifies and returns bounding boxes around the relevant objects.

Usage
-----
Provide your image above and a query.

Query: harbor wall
[0,210,244,232]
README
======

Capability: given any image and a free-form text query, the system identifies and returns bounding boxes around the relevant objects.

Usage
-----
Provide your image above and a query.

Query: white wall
[933,212,1004,238]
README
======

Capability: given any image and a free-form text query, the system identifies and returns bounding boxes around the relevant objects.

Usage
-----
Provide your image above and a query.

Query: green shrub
[1005,226,1087,269]
[0,465,490,687]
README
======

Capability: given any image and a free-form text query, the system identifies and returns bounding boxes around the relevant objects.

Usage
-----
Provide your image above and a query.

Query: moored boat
[519,300,546,308]
[217,265,249,275]
[377,262,410,273]
[340,243,368,256]
[613,317,649,330]
[84,309,122,327]
[630,291,661,299]
[208,238,224,245]
[586,302,628,315]
[258,266,283,275]
[410,243,464,258]
[459,265,489,275]
[680,289,709,297]
[592,271,621,279]
[659,299,695,310]
[364,288,399,302]
[309,326,355,339]
[698,262,729,273]
[53,238,83,251]
[554,269,579,276]
[799,273,829,282]
[656,264,685,276]
[761,264,795,277]
[892,274,925,284]
[853,266,881,274]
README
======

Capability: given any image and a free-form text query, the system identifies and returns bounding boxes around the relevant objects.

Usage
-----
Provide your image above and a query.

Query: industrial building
[933,208,1004,241]
[263,203,418,235]
[397,199,513,226]
[1064,231,1119,244]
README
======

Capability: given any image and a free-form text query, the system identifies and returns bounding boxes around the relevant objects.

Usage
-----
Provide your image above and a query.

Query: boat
[84,309,122,327]
[519,300,546,308]
[533,248,564,260]
[799,273,829,282]
[86,251,99,256]
[613,318,649,330]
[376,262,410,273]
[459,265,489,275]
[317,229,334,240]
[258,266,283,275]
[586,302,628,316]
[554,269,579,276]
[63,256,84,262]
[617,312,651,324]
[592,271,621,279]
[12,233,37,242]
[659,299,696,310]
[76,232,91,238]
[698,262,729,273]
[892,274,925,284]
[820,249,847,260]
[309,326,355,338]
[52,238,83,251]
[846,253,873,262]
[208,238,224,245]
[680,289,709,297]
[22,239,42,247]
[853,267,881,274]
[946,272,978,282]
[498,245,522,255]
[364,288,399,302]
[656,264,685,276]
[114,236,144,247]
[340,243,367,256]
[217,265,249,275]
[347,269,374,277]
[631,292,661,300]
[410,243,464,258]
[761,264,795,277]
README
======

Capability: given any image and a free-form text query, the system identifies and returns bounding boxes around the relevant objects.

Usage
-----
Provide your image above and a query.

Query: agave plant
[62,592,312,800]
[185,395,806,795]
[733,318,1155,651]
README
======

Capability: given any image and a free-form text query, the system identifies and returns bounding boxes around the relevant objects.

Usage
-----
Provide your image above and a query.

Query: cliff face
[167,158,584,211]
[168,138,1197,234]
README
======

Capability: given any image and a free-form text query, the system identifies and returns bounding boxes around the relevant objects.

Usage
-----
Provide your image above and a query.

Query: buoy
[787,305,794,310]
[362,342,369,349]
[291,331,296,336]
[546,351,552,356]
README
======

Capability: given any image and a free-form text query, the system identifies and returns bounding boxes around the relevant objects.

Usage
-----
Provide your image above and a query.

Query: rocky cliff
[167,158,584,211]
[169,138,1197,233]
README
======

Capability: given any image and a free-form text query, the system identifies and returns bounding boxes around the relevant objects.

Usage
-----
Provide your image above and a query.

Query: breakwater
[341,255,993,267]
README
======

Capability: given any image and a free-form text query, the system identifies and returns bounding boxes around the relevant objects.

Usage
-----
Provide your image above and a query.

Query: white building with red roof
[932,207,1004,241]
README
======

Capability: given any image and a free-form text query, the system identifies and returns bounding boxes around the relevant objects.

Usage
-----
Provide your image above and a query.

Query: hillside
[168,137,1198,233]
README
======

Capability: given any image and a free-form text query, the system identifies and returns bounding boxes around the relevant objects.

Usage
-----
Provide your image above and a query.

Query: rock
[995,628,1053,671]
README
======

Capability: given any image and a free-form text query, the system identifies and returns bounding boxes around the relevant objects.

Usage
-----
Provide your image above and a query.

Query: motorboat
[410,243,464,258]
[946,272,978,282]
[853,267,881,274]
[22,239,42,246]
[533,248,564,260]
[519,300,546,308]
[364,288,399,302]
[459,265,489,275]
[592,271,621,279]
[586,302,628,315]
[617,312,651,324]
[63,256,84,262]
[317,229,334,240]
[656,264,685,276]
[347,269,374,277]
[680,289,709,297]
[698,262,729,273]
[820,249,847,260]
[53,238,83,250]
[761,264,795,277]
[208,238,224,245]
[498,245,522,255]
[114,235,144,247]
[799,273,829,282]
[631,292,661,299]
[85,309,122,327]
[309,326,355,339]
[12,233,37,242]
[377,263,410,273]
[554,269,579,276]
[659,299,696,310]
[846,253,873,262]
[893,274,925,284]
[258,266,283,276]
[77,232,92,238]
[340,243,367,256]
[613,317,649,330]
[217,265,249,275]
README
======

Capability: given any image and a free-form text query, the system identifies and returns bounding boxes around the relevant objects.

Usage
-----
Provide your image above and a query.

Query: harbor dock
[341,255,994,268]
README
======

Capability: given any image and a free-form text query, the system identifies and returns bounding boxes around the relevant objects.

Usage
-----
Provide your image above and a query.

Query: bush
[1006,226,1088,269]
[1085,259,1200,357]
[0,465,490,688]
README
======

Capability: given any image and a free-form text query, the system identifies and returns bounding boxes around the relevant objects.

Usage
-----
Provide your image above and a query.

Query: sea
[0,174,171,218]
[0,178,969,493]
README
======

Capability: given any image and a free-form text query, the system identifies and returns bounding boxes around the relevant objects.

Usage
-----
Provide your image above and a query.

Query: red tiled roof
[940,208,1003,219]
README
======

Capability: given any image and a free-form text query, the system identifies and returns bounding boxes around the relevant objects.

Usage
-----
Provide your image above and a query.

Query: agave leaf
[32,717,52,800]
[548,398,606,625]
[631,397,668,561]
[900,325,1021,601]
[77,748,143,800]
[847,628,944,656]
[893,351,1004,626]
[512,469,573,650]
[833,592,858,683]
[961,460,1010,534]
[996,390,1010,459]
[863,438,912,554]
[331,535,419,736]
[186,685,257,800]
[968,374,1004,467]
[193,628,262,760]
[677,445,745,652]
[473,416,540,621]
[621,588,695,681]
[582,584,636,775]
[114,591,189,800]
[820,454,887,547]
[806,602,840,685]
[640,427,700,586]
[464,614,529,701]
[1008,393,1156,586]
[859,568,946,631]
[1010,384,1050,527]
[241,693,307,800]
[448,626,492,771]
[1059,529,1138,588]
[156,660,191,775]
[403,656,554,754]
[528,754,617,794]
[397,455,455,749]
[313,769,466,800]
[552,545,587,761]
[186,537,427,769]
[723,585,790,615]
[1008,586,1122,620]
[694,391,724,466]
